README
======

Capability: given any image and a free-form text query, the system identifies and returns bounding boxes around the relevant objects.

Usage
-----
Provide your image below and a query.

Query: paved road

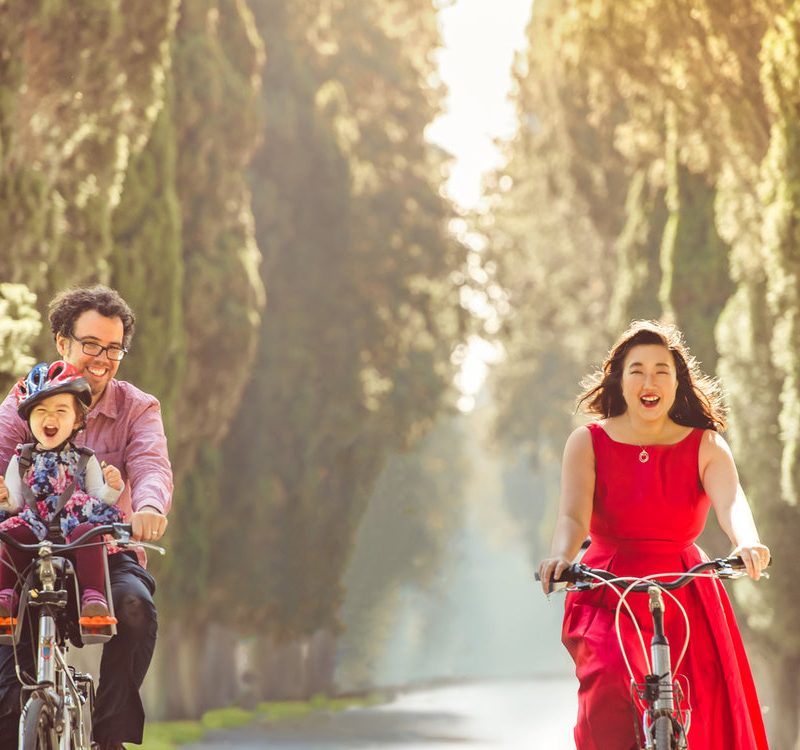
[180,678,577,750]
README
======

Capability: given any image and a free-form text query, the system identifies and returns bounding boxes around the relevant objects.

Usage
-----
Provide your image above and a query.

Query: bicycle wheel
[654,715,673,749]
[20,696,58,750]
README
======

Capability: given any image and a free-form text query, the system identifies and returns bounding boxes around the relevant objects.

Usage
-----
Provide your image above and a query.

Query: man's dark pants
[0,552,157,747]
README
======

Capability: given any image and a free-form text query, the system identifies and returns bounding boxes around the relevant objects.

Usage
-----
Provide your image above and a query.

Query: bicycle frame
[639,585,687,750]
[18,541,102,749]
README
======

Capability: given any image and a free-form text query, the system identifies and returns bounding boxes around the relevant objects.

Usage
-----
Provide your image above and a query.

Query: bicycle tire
[20,696,58,750]
[654,714,673,749]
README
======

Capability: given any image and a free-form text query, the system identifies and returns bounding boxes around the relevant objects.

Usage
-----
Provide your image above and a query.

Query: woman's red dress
[562,423,768,749]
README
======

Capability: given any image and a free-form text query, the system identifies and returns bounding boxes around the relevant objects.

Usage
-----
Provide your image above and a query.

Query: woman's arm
[538,426,595,592]
[700,430,770,579]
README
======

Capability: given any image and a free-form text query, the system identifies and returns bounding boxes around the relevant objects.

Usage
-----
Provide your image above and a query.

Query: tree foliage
[213,0,468,654]
[0,0,177,335]
[141,0,266,636]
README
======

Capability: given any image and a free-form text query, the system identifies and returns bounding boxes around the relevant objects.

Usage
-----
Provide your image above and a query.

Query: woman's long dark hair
[577,320,726,431]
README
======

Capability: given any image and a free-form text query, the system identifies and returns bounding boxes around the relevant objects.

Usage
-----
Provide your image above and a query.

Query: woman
[538,320,769,749]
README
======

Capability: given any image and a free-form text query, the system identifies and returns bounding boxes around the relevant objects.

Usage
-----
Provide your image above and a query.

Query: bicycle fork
[643,586,687,750]
[29,545,89,748]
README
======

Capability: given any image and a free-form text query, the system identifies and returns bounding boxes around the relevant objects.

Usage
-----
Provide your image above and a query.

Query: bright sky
[427,0,533,410]
[427,0,533,210]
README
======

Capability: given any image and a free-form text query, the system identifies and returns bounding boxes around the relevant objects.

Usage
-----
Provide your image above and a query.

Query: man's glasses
[70,335,128,362]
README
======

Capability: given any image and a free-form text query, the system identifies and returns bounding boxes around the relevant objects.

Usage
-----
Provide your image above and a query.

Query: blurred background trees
[1,0,799,745]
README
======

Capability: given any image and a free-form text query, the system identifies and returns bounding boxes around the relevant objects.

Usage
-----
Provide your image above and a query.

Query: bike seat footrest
[79,615,118,627]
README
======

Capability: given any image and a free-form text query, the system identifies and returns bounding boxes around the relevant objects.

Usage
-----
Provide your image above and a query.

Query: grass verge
[139,693,384,749]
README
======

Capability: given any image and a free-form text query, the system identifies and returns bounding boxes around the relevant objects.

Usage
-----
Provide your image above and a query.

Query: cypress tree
[215,0,468,700]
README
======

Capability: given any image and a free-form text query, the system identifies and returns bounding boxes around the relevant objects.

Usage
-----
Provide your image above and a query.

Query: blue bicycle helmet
[15,360,92,421]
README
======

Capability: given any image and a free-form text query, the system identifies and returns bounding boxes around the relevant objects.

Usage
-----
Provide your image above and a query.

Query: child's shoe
[0,588,18,619]
[80,588,109,618]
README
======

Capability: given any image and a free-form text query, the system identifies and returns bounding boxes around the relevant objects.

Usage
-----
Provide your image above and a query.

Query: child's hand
[101,462,123,491]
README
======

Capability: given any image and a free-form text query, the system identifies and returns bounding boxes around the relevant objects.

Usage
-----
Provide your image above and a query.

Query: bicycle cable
[560,568,741,689]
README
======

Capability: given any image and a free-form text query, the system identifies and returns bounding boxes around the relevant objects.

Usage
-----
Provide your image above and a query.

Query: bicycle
[537,555,765,749]
[0,522,164,750]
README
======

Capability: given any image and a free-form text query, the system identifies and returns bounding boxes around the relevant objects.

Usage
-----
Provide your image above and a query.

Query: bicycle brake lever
[717,565,770,581]
[133,542,166,556]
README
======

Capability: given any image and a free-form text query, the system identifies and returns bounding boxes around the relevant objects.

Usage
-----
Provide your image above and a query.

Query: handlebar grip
[718,553,773,570]
[535,563,584,584]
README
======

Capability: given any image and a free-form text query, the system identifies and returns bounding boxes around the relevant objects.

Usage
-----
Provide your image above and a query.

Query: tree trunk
[253,634,308,700]
[306,629,336,696]
[201,623,239,711]
[150,621,208,718]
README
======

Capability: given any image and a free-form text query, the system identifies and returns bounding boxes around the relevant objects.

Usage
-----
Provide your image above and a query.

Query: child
[0,360,124,619]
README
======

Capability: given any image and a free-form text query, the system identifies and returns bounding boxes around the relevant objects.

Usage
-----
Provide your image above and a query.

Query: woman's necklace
[628,416,654,463]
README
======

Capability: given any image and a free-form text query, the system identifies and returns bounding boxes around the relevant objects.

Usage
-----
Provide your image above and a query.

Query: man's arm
[0,391,28,474]
[124,397,173,541]
[0,390,29,503]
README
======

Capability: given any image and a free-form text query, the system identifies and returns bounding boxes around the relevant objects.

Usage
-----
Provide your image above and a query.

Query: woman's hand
[538,556,572,594]
[732,543,771,581]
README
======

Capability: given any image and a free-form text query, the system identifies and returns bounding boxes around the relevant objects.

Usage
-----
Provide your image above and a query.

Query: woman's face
[620,344,678,420]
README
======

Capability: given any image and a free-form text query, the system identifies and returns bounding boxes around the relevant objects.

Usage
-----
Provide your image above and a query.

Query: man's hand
[131,508,168,542]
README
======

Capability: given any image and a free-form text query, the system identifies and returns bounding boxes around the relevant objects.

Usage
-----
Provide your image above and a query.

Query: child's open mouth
[43,426,59,438]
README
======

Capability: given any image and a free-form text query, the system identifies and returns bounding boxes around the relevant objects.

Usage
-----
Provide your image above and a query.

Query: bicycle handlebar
[535,555,769,592]
[0,523,134,554]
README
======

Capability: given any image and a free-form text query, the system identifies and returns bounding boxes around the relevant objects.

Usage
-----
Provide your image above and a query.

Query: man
[0,285,172,750]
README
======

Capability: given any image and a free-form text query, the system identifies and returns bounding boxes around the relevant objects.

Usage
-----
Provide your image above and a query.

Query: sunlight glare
[428,0,533,210]
[430,1,531,412]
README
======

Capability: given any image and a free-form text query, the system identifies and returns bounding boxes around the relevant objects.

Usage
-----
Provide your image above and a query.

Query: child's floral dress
[0,444,124,540]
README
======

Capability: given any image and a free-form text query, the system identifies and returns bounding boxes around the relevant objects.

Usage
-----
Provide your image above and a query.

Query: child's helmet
[15,361,92,420]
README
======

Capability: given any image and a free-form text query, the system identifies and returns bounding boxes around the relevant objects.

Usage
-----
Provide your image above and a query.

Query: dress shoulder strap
[15,442,36,471]
[15,443,37,509]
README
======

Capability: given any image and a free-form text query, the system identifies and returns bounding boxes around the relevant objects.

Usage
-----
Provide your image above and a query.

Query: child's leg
[67,523,108,616]
[0,523,36,616]
[0,524,36,591]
